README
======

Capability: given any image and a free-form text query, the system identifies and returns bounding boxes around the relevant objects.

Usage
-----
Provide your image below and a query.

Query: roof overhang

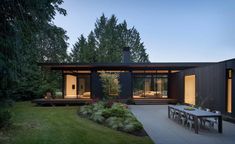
[38,62,216,71]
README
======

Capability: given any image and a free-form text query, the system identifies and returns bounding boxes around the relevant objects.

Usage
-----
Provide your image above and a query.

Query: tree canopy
[0,0,68,101]
[70,14,149,63]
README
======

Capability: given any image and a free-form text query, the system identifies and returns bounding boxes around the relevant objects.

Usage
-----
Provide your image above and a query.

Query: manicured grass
[0,102,153,144]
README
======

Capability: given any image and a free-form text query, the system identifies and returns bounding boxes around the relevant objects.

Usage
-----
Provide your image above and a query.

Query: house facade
[39,47,235,117]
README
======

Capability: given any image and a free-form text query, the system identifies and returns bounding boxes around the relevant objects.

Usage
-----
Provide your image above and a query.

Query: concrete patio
[130,105,235,144]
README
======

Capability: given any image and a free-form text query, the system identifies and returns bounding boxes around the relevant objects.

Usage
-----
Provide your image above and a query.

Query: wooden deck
[32,98,92,106]
[134,98,177,105]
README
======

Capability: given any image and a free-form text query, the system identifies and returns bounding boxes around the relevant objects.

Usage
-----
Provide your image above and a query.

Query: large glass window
[78,75,91,99]
[133,75,168,99]
[133,77,145,98]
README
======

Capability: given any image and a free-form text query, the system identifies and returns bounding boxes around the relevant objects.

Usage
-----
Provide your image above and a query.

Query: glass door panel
[78,75,91,98]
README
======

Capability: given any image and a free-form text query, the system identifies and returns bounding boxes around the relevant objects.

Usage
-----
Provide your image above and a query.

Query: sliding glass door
[133,74,168,99]
[77,75,91,99]
[64,74,91,99]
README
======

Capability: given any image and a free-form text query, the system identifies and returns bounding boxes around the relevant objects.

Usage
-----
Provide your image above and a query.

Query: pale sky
[53,0,235,62]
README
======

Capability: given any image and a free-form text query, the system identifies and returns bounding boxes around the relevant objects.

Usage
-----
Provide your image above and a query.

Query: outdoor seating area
[168,105,222,134]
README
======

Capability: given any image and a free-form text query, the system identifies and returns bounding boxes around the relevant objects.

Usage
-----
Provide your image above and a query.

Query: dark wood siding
[168,73,180,100]
[119,72,132,99]
[91,71,103,99]
[171,60,235,116]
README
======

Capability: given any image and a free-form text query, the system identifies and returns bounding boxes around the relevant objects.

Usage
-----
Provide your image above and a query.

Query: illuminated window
[132,70,146,73]
[184,75,196,105]
[144,70,157,73]
[157,70,169,74]
[133,75,168,99]
[132,70,169,74]
[97,70,127,73]
[227,69,233,113]
[171,70,180,73]
[65,75,77,98]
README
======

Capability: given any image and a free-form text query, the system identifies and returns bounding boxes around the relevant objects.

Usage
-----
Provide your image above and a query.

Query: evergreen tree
[71,35,87,62]
[72,14,149,63]
[86,31,97,62]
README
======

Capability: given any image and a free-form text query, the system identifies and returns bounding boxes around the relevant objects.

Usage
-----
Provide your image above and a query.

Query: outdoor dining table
[168,105,222,134]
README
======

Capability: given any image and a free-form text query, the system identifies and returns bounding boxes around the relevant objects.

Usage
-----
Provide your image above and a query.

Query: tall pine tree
[70,14,149,63]
[71,35,87,62]
[86,31,97,62]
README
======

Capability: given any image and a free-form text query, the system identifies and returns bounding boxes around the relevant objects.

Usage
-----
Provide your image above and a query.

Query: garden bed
[78,101,147,136]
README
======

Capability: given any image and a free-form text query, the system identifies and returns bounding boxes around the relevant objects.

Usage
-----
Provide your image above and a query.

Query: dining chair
[180,112,187,126]
[186,114,194,130]
[204,108,218,129]
[170,109,175,119]
[173,110,180,121]
[206,108,210,112]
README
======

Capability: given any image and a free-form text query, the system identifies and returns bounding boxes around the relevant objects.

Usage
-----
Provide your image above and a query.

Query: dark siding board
[64,74,67,98]
[62,73,65,98]
[119,72,132,99]
[168,74,180,100]
[91,71,103,99]
[172,72,184,103]
[76,76,79,98]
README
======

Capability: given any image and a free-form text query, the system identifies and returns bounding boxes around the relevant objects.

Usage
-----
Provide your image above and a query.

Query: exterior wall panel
[91,71,103,99]
[119,72,132,99]
[175,62,229,115]
[168,74,180,100]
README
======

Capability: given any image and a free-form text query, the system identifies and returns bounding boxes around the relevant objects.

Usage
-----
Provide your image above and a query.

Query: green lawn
[0,102,153,144]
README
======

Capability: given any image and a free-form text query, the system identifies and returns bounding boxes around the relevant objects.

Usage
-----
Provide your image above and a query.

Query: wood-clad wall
[170,60,235,116]
[191,63,226,113]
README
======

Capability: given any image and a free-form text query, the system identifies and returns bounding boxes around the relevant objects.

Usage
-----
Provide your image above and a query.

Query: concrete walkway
[129,105,235,144]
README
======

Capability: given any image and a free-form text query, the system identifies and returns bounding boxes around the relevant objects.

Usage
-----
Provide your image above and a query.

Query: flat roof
[38,62,215,71]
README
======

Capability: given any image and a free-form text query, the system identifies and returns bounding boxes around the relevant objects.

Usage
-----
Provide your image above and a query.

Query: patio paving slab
[129,105,235,144]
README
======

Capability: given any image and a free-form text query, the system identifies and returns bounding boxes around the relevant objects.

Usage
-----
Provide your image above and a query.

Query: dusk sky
[53,0,235,62]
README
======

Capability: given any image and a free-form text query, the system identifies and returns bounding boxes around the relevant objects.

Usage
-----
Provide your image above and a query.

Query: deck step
[134,99,177,105]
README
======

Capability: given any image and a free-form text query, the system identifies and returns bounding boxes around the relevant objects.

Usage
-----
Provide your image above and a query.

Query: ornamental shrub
[78,101,143,134]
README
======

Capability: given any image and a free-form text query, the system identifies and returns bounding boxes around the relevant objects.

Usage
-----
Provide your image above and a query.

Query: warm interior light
[65,75,77,98]
[227,79,232,113]
[228,69,232,78]
[171,70,180,73]
[157,70,169,73]
[184,75,196,105]
[132,70,146,73]
[97,70,127,73]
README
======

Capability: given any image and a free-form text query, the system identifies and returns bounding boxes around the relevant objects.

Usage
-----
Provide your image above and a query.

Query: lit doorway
[65,75,77,98]
[184,75,196,105]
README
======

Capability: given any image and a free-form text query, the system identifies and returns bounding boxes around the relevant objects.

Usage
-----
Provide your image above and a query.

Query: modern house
[38,47,235,118]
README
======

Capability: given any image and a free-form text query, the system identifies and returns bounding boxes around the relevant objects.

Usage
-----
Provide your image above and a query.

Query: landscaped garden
[79,101,145,135]
[0,102,153,144]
